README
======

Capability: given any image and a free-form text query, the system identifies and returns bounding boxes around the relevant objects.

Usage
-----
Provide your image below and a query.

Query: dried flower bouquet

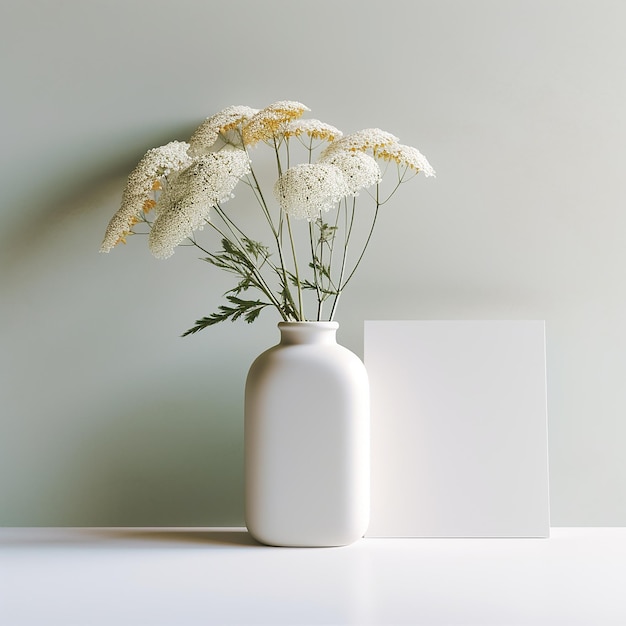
[101,100,434,334]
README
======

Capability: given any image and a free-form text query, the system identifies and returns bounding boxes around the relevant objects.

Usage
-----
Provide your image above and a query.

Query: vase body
[244,322,370,547]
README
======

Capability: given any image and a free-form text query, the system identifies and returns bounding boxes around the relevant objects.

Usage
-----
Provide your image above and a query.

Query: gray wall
[1,0,625,526]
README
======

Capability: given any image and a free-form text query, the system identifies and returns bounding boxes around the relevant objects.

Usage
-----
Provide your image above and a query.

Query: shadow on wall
[0,122,250,527]
[74,377,245,527]
[0,123,197,270]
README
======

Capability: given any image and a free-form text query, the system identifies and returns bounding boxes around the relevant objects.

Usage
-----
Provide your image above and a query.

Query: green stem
[377,165,413,205]
[199,222,287,319]
[324,204,342,297]
[309,219,323,320]
[273,136,283,177]
[213,204,279,274]
[286,213,304,320]
[328,197,354,321]
[247,161,299,319]
[271,136,304,319]
[340,185,382,290]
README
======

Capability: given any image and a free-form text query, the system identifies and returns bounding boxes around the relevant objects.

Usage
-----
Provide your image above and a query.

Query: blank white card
[364,321,550,537]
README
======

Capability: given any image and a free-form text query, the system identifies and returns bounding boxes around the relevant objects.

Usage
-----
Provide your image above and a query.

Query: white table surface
[1,527,625,626]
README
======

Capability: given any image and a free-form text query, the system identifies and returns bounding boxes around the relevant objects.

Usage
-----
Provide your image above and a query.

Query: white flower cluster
[100,141,192,252]
[274,123,436,219]
[102,100,435,262]
[188,105,258,156]
[148,148,251,259]
[281,119,343,142]
[274,163,348,220]
[375,143,436,177]
[242,101,310,146]
[321,128,399,159]
[321,127,435,178]
[320,150,382,196]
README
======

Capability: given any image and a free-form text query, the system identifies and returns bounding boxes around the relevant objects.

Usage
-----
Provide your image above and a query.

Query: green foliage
[182,296,271,336]
[205,238,262,275]
[309,260,332,281]
[316,218,338,244]
[187,236,299,335]
[242,237,271,262]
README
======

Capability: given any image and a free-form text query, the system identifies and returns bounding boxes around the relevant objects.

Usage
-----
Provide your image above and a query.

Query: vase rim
[278,321,339,329]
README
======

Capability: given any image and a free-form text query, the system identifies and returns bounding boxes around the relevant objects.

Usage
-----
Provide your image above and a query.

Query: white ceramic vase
[244,321,370,547]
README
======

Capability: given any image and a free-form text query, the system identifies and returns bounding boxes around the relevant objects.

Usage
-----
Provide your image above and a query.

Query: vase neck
[278,322,339,346]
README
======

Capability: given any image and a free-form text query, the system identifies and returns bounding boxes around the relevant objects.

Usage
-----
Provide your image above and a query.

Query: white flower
[242,100,310,146]
[281,119,343,143]
[320,128,399,159]
[375,143,436,177]
[319,150,381,195]
[188,105,259,156]
[274,163,348,220]
[149,148,251,258]
[100,141,192,252]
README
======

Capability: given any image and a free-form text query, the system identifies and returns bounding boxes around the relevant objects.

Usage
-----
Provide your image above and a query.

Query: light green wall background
[2,0,625,526]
